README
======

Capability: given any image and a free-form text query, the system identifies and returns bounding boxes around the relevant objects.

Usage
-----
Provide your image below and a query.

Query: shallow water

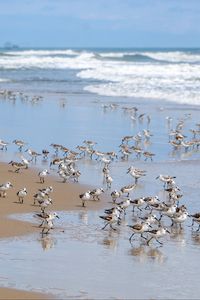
[1,207,200,299]
[0,92,200,189]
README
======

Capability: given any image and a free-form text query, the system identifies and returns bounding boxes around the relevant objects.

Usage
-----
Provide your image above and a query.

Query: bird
[90,188,104,201]
[25,148,41,162]
[156,174,176,188]
[79,190,91,207]
[12,139,27,151]
[170,211,188,229]
[99,210,120,231]
[38,198,53,213]
[110,190,122,203]
[41,219,54,235]
[42,149,50,160]
[8,160,27,173]
[16,187,27,204]
[105,174,113,189]
[0,139,9,150]
[130,197,145,212]
[120,183,136,197]
[127,221,151,243]
[146,227,170,246]
[34,211,59,227]
[38,169,49,183]
[188,213,200,231]
[0,182,13,197]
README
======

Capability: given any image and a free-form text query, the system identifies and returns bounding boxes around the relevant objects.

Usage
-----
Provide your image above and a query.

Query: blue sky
[0,0,199,48]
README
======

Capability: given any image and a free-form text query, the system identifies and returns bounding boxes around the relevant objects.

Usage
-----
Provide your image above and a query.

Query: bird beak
[166,229,171,234]
[56,215,59,219]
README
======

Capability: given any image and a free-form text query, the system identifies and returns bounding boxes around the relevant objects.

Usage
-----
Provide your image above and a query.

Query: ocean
[0,47,200,105]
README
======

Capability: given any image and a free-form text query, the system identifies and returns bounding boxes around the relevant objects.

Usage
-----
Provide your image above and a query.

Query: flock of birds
[0,90,200,245]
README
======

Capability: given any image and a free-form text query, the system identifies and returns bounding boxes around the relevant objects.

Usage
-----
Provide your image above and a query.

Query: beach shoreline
[0,161,109,299]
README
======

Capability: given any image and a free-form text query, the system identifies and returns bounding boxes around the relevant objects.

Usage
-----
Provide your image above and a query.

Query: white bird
[110,190,122,203]
[99,209,120,231]
[79,190,91,207]
[105,174,113,189]
[41,219,54,235]
[34,211,59,227]
[39,198,53,212]
[38,169,49,183]
[0,182,13,197]
[127,221,151,243]
[90,188,104,201]
[146,227,170,246]
[120,183,136,197]
[16,187,27,204]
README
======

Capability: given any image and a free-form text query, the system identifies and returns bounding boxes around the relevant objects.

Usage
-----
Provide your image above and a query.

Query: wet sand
[0,161,108,299]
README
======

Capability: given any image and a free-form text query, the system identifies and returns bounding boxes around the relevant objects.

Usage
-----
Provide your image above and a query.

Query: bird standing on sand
[16,187,27,204]
[38,169,49,183]
[0,182,13,197]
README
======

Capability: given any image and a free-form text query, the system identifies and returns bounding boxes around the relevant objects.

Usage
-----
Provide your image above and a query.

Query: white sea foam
[0,49,200,105]
[7,49,79,56]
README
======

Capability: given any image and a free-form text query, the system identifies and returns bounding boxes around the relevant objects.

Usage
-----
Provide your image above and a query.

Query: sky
[0,0,199,48]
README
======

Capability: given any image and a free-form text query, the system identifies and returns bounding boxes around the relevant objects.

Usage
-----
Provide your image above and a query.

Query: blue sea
[0,47,200,105]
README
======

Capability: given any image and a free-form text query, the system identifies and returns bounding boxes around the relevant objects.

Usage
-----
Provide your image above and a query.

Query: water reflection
[191,231,200,245]
[38,235,57,251]
[170,227,186,246]
[128,245,165,264]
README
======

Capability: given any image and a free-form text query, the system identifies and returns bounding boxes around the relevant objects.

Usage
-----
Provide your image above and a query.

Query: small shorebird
[42,149,50,160]
[41,219,54,235]
[16,187,27,203]
[170,211,188,228]
[156,174,176,188]
[105,174,113,189]
[38,169,49,183]
[127,221,150,243]
[127,166,146,184]
[39,186,53,196]
[130,197,145,212]
[83,140,97,149]
[90,188,104,201]
[117,198,131,215]
[0,139,9,150]
[38,198,53,212]
[79,190,91,207]
[99,210,120,231]
[146,227,170,246]
[8,160,27,173]
[25,149,41,162]
[111,190,122,203]
[35,211,59,227]
[13,139,27,151]
[189,213,200,231]
[0,182,13,197]
[120,183,136,197]
[143,151,155,161]
[50,143,63,155]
